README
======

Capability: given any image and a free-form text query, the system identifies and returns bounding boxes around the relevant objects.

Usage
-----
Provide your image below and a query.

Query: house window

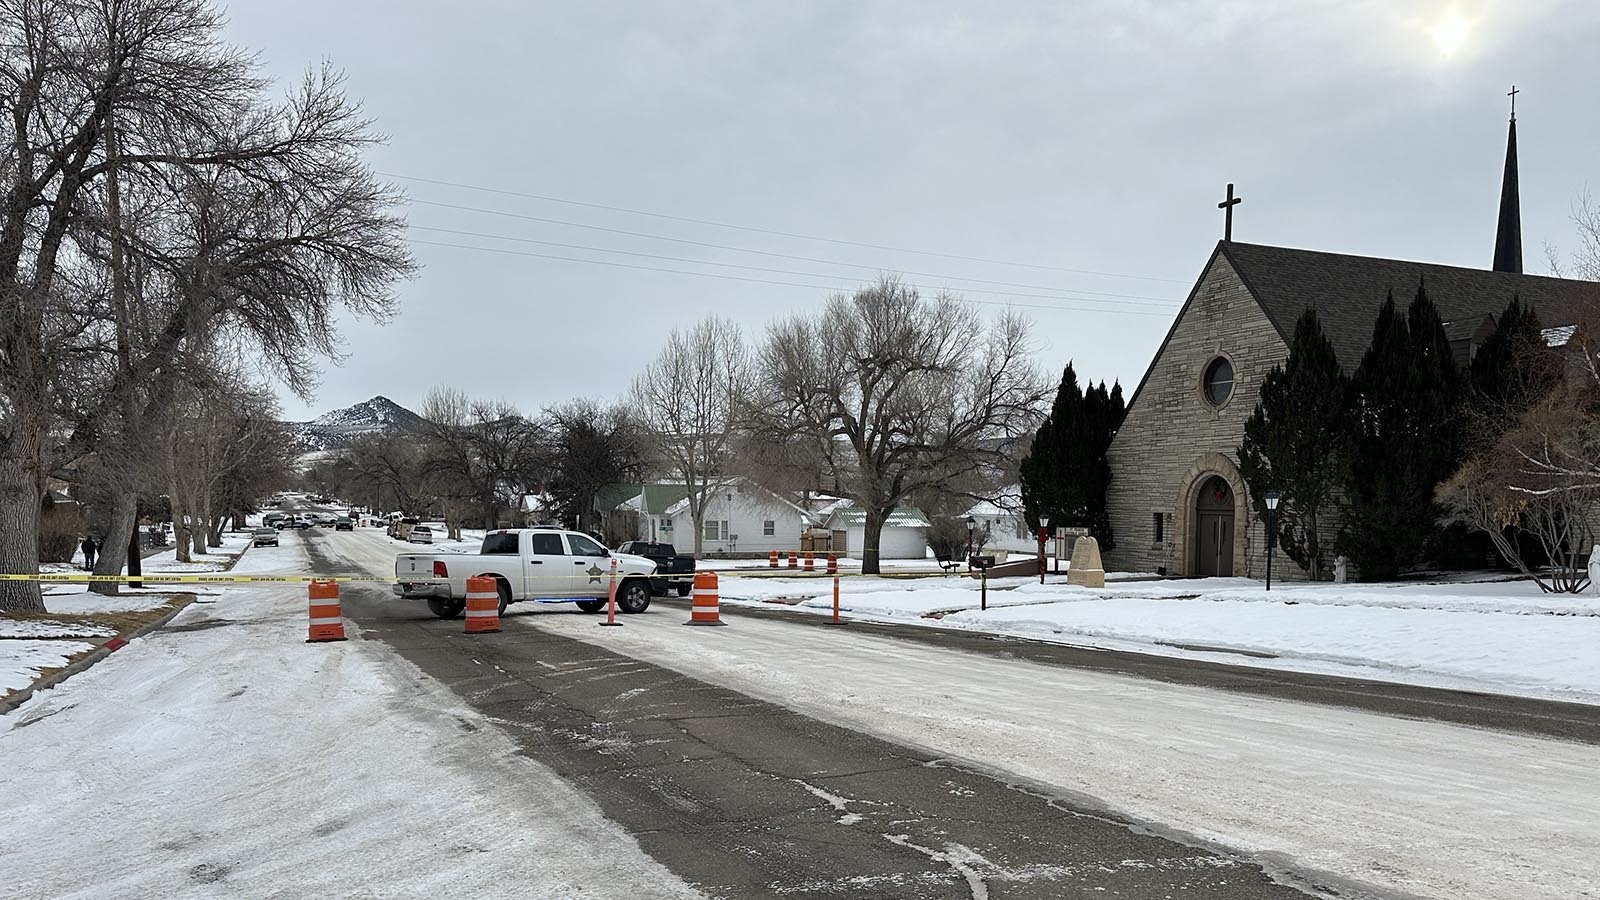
[762,519,775,536]
[659,518,672,532]
[1153,512,1164,544]
[703,519,728,541]
[1202,356,1234,407]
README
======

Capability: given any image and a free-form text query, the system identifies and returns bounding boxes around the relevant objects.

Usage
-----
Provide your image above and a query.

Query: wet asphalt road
[299,531,1329,899]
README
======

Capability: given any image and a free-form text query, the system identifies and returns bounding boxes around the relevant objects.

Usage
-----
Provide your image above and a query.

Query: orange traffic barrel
[686,571,726,626]
[826,552,838,575]
[307,580,347,643]
[464,575,501,634]
[803,551,815,571]
[787,551,798,569]
[768,549,779,569]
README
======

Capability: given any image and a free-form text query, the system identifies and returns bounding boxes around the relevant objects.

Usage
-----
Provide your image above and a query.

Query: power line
[405,237,1172,318]
[382,170,1188,284]
[406,224,1178,310]
[405,198,1180,306]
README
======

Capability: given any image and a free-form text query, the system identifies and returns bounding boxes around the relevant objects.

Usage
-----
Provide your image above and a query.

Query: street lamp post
[965,516,975,565]
[1264,490,1281,591]
[1038,514,1051,584]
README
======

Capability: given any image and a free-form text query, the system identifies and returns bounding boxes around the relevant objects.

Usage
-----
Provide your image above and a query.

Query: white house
[963,488,1036,554]
[661,478,812,556]
[823,503,931,560]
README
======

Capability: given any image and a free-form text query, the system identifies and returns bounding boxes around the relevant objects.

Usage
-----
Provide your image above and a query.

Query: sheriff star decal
[586,565,604,584]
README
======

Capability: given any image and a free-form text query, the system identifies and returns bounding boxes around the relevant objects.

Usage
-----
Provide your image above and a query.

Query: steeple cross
[1508,84,1519,121]
[1217,183,1242,242]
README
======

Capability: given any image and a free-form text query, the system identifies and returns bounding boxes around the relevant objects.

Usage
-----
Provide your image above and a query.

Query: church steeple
[1493,88,1522,274]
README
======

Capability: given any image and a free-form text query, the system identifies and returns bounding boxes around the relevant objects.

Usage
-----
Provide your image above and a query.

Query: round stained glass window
[1203,357,1234,407]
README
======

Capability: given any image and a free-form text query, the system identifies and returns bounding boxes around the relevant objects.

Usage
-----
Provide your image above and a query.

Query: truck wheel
[496,580,511,618]
[428,598,465,619]
[618,579,651,614]
[575,599,606,613]
[675,583,690,598]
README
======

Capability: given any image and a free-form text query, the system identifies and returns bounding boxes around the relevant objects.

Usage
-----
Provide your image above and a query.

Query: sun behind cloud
[1430,13,1473,58]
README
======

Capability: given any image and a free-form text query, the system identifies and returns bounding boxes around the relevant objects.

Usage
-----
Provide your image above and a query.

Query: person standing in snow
[81,535,98,570]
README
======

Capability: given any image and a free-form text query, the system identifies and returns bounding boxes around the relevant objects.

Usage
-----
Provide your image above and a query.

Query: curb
[0,596,194,716]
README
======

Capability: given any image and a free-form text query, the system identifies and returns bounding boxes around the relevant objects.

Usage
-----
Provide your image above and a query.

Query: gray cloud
[220,0,1600,420]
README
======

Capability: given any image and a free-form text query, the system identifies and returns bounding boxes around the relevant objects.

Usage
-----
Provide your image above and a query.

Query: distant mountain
[292,395,429,453]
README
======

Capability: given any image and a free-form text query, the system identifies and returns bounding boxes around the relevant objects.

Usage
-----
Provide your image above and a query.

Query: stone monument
[1067,536,1106,588]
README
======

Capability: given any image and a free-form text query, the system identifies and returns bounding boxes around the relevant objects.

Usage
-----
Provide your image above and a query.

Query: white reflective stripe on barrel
[309,616,343,626]
[464,609,499,618]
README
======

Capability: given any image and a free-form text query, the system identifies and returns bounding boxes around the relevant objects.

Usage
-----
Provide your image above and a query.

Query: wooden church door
[1195,476,1235,577]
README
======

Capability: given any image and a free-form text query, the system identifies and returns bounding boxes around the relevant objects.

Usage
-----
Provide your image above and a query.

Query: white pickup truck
[394,528,658,619]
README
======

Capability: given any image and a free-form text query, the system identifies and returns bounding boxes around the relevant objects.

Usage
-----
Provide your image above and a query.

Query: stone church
[1102,112,1598,580]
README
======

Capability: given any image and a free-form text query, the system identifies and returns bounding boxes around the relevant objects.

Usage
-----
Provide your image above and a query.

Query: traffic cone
[307,580,347,643]
[464,575,501,634]
[686,571,726,626]
[768,549,779,569]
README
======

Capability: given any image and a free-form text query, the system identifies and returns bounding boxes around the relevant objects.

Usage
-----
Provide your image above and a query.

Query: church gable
[1104,250,1289,578]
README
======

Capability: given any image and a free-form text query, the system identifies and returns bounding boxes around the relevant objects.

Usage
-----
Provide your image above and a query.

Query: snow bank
[0,620,116,640]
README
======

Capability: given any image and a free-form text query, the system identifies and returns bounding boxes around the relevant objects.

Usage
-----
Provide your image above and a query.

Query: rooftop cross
[1508,84,1519,121]
[1217,183,1242,242]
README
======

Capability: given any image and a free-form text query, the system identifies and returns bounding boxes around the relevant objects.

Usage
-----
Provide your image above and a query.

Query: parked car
[407,525,436,544]
[334,517,354,531]
[395,528,657,618]
[389,516,420,540]
[251,527,279,547]
[263,512,287,527]
[616,541,696,596]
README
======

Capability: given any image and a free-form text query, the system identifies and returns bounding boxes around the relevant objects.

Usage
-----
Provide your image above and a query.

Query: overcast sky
[221,1,1600,422]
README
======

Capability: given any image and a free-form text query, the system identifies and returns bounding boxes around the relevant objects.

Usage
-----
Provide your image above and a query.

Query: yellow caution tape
[0,573,417,584]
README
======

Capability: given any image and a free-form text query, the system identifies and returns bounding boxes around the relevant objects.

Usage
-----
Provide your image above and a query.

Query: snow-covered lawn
[0,639,98,695]
[716,572,1600,703]
[0,581,706,899]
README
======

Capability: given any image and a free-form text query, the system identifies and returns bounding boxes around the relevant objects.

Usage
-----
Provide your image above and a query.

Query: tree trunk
[91,489,139,596]
[208,514,224,547]
[0,439,45,612]
[860,507,887,575]
[191,489,209,557]
[171,483,192,564]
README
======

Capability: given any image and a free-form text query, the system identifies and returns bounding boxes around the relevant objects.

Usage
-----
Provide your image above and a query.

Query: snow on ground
[0,639,97,695]
[0,619,116,639]
[0,577,707,900]
[714,572,1600,703]
[530,611,1600,900]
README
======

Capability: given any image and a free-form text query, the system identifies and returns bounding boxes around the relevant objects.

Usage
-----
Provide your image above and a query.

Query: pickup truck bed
[616,541,696,596]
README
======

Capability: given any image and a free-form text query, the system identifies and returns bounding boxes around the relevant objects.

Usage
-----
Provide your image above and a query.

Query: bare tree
[0,1,412,611]
[630,316,748,554]
[544,399,645,538]
[747,278,1047,573]
[418,386,543,537]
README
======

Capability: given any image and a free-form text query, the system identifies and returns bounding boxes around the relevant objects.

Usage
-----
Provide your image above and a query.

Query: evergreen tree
[1341,283,1464,579]
[1238,309,1348,580]
[1019,364,1125,549]
[1468,296,1560,438]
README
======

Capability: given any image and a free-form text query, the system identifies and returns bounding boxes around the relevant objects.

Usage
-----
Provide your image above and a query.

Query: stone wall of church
[1103,252,1303,580]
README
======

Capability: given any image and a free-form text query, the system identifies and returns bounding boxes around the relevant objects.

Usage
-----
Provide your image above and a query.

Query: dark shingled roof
[1219,241,1599,368]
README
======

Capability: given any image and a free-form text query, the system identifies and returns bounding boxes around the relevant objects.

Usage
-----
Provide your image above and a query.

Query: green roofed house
[617,483,690,543]
[822,503,931,561]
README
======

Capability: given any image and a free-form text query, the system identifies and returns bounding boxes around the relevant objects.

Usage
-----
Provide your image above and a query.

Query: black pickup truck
[616,541,696,596]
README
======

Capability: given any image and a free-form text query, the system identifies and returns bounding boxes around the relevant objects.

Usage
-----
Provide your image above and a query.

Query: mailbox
[968,555,996,570]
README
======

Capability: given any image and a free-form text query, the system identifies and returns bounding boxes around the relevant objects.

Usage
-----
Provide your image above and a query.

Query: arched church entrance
[1195,475,1235,577]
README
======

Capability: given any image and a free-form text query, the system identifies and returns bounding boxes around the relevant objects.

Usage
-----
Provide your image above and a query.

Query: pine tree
[1341,283,1464,579]
[1468,296,1559,438]
[1019,364,1125,550]
[1238,309,1348,580]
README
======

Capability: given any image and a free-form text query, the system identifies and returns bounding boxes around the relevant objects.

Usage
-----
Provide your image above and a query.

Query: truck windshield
[480,533,520,555]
